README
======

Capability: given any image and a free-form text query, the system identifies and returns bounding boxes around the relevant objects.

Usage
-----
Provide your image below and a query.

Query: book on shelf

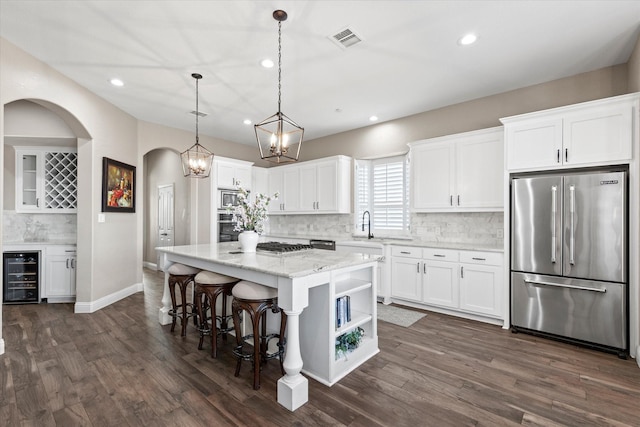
[335,295,351,329]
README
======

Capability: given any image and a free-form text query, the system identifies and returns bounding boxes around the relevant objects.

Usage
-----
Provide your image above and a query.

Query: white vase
[238,230,259,253]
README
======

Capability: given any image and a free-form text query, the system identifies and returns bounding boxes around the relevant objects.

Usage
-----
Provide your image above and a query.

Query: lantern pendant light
[181,73,213,177]
[255,10,304,164]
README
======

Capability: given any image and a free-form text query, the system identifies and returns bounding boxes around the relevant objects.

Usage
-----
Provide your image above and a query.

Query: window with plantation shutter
[355,154,409,235]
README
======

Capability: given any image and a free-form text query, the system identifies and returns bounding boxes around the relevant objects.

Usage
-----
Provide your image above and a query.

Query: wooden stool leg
[232,300,243,378]
[196,287,206,350]
[168,280,177,333]
[278,310,287,375]
[220,292,229,342]
[209,289,220,358]
[179,280,189,336]
[252,307,262,390]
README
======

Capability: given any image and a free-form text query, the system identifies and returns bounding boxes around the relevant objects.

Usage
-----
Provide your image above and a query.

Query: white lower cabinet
[45,245,76,302]
[391,245,503,321]
[458,251,503,317]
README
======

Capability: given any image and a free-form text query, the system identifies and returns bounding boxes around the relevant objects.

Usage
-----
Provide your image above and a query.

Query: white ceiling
[1,1,639,146]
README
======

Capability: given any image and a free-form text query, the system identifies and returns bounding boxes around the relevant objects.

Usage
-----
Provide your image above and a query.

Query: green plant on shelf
[335,327,365,360]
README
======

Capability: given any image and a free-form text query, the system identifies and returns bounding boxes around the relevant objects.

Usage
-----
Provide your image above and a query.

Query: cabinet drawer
[391,246,421,259]
[422,248,459,262]
[46,246,77,256]
[459,251,502,266]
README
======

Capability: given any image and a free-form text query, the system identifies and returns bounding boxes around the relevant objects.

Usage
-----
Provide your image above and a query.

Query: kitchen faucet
[362,210,373,239]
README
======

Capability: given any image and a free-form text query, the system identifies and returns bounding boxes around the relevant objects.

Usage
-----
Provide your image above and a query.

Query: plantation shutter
[355,155,409,233]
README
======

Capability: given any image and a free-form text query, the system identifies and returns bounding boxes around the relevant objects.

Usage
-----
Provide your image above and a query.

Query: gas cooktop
[256,242,313,253]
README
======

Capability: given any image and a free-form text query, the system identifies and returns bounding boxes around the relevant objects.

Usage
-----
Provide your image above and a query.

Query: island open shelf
[299,262,379,386]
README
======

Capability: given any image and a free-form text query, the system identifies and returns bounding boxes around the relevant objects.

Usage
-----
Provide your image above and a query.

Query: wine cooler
[3,251,40,304]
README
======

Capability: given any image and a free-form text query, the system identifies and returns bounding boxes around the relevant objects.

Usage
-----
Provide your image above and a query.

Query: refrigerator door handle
[551,185,557,263]
[569,185,576,265]
[524,279,607,293]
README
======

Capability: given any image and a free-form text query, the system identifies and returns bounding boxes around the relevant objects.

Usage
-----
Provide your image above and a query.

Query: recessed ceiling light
[458,33,477,46]
[243,119,252,125]
[369,115,378,122]
[110,78,124,87]
[261,59,274,68]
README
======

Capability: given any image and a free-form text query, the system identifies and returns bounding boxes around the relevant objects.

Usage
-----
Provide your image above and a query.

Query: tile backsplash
[2,211,77,243]
[268,211,503,248]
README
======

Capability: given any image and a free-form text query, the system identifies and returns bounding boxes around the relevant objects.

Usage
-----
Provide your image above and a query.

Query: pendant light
[181,73,213,178]
[255,10,304,164]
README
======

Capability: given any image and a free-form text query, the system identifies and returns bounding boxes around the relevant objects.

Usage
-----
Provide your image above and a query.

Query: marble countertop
[264,234,503,253]
[3,241,77,250]
[157,242,381,279]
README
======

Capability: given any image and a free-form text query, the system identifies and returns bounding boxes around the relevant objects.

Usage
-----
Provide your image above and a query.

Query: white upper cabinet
[15,146,78,213]
[503,93,638,171]
[411,142,455,210]
[215,157,253,189]
[410,127,504,212]
[267,155,351,215]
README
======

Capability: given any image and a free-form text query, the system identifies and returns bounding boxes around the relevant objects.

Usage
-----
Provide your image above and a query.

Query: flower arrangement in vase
[226,184,278,251]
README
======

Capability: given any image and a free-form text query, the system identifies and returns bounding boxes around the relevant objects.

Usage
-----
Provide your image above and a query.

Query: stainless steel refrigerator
[511,169,628,355]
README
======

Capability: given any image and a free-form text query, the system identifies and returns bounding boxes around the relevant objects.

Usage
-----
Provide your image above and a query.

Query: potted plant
[335,327,365,360]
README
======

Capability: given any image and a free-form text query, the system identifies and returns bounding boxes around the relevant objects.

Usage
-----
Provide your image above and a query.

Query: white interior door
[157,184,175,269]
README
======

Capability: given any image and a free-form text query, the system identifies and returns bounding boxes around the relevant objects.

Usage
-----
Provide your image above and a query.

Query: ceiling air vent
[190,110,207,117]
[329,27,363,49]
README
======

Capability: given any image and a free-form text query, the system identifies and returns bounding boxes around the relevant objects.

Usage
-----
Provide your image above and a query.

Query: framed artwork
[102,157,136,213]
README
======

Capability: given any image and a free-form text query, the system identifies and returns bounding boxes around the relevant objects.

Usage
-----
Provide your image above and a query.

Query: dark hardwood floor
[1,268,639,426]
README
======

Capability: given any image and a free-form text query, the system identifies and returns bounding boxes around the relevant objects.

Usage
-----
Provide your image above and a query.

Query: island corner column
[157,253,173,325]
[276,275,309,411]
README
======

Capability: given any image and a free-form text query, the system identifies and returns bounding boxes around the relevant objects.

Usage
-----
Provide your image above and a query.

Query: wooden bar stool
[231,280,287,390]
[167,263,200,336]
[194,271,240,358]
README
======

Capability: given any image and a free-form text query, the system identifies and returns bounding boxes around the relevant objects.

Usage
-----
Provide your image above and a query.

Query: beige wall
[1,37,141,310]
[629,33,640,93]
[299,65,629,161]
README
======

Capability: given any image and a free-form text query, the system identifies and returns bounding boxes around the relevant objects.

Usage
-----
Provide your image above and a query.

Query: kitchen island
[156,242,380,411]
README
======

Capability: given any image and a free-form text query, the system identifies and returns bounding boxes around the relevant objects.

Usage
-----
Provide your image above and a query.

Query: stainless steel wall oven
[218,213,240,242]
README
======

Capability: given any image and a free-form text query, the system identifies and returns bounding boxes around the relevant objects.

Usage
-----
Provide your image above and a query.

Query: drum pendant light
[181,73,213,177]
[255,10,304,164]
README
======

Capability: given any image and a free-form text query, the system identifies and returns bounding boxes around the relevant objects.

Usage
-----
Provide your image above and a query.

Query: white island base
[156,243,379,411]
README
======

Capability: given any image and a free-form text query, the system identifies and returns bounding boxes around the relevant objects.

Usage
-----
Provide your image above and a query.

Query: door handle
[450,195,453,206]
[71,259,75,269]
[460,266,464,278]
[557,149,560,163]
[423,263,426,274]
[160,233,168,236]
[569,185,575,265]
[524,279,606,293]
[457,195,460,206]
[416,262,420,273]
[471,257,486,261]
[66,259,70,268]
[551,185,557,263]
[565,148,568,163]
[433,254,445,258]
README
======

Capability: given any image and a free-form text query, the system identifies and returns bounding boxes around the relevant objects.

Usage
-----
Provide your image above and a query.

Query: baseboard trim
[74,282,144,314]
[143,261,158,270]
[0,338,5,355]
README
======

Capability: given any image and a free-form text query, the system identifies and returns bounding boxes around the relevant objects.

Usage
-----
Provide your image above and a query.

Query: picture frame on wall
[101,157,135,213]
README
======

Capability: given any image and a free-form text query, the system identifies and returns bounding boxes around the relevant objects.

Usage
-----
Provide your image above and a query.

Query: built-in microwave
[218,189,241,210]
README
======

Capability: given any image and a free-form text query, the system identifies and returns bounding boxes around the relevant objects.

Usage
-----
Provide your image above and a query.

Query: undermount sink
[335,240,384,254]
